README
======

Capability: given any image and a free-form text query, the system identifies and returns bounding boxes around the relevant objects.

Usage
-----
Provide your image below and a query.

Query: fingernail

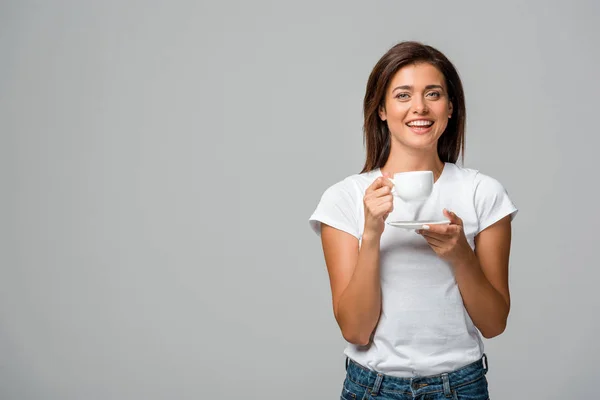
[422,225,430,230]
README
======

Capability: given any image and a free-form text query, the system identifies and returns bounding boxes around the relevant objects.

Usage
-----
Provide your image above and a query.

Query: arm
[418,210,513,339]
[452,215,512,338]
[321,227,382,346]
[319,175,394,346]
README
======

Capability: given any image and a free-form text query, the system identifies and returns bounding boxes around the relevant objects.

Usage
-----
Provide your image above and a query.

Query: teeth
[407,120,433,127]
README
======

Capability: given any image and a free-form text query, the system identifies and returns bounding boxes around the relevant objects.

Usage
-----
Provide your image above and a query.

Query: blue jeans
[341,354,489,400]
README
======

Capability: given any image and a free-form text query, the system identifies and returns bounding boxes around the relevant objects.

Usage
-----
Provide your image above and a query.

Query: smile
[406,120,434,127]
[406,120,434,134]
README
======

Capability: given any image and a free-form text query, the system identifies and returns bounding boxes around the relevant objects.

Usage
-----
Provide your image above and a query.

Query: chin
[395,134,439,150]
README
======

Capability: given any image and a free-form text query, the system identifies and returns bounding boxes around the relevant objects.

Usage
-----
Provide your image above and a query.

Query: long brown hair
[361,41,466,173]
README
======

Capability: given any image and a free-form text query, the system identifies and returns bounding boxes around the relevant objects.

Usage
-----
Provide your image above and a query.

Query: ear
[448,101,454,118]
[379,105,387,121]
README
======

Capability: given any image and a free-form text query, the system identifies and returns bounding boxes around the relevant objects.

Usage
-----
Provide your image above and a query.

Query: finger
[421,223,452,235]
[369,177,394,194]
[376,201,394,216]
[367,201,392,217]
[379,171,395,187]
[375,194,393,206]
[422,236,442,248]
[419,230,451,241]
[423,233,445,246]
[366,176,387,193]
[373,185,393,197]
[430,220,462,236]
[443,209,463,227]
[381,176,395,191]
[450,224,462,235]
[367,194,393,210]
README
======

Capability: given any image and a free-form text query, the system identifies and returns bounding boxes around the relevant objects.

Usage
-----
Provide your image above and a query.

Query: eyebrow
[392,84,445,92]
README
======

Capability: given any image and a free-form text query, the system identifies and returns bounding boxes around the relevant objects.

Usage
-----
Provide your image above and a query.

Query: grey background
[1,1,598,399]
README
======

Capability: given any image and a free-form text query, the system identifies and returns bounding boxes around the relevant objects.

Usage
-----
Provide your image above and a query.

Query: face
[379,62,453,152]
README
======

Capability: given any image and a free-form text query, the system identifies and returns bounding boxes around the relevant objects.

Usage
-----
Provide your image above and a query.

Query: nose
[412,96,428,114]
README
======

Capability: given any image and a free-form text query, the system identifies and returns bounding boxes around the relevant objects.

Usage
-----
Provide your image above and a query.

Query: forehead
[389,63,446,88]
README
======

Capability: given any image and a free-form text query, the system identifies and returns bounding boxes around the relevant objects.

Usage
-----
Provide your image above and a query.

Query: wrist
[449,244,477,269]
[361,230,381,244]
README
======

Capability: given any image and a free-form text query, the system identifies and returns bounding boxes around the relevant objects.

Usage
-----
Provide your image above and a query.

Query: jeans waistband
[344,354,488,397]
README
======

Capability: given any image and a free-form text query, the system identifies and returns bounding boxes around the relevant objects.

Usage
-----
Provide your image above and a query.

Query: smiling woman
[380,64,453,154]
[361,42,466,176]
[308,41,517,400]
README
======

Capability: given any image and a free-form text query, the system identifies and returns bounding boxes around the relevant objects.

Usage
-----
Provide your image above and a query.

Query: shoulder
[444,162,477,181]
[309,169,378,238]
[452,164,518,232]
[445,163,506,193]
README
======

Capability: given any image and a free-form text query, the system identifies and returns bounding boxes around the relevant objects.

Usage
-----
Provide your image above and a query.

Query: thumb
[381,172,393,188]
[443,208,462,226]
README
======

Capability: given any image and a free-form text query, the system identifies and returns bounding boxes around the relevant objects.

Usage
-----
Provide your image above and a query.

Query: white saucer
[386,219,451,230]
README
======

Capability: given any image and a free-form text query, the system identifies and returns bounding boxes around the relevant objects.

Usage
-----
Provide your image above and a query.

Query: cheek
[435,119,449,133]
[385,105,409,126]
[387,118,408,134]
[431,106,450,131]
[433,103,451,119]
[385,101,410,117]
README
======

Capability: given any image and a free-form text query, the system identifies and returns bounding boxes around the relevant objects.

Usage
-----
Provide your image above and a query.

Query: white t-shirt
[308,162,518,377]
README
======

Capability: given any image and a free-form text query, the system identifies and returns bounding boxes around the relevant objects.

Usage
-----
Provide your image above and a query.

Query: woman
[309,41,517,399]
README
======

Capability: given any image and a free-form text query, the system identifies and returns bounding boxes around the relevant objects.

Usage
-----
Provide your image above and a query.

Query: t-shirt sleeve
[473,172,518,235]
[308,180,360,239]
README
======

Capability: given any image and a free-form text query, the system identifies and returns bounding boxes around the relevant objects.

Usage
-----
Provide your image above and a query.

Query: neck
[380,145,445,182]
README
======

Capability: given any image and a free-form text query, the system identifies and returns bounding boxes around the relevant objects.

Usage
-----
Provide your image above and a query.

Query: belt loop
[441,373,452,398]
[482,353,488,374]
[370,373,384,396]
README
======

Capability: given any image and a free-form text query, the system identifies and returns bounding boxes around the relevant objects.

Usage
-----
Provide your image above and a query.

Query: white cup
[387,171,434,202]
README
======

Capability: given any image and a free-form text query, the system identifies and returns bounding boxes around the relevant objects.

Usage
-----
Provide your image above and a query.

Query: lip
[406,120,434,135]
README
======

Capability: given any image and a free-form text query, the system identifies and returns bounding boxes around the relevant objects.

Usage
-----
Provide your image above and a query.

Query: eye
[395,93,410,100]
[426,91,441,98]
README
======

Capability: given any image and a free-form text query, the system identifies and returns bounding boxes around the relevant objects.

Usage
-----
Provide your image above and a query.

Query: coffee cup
[387,171,434,202]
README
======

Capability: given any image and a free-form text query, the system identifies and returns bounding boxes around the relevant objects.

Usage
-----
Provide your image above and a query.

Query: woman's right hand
[363,173,395,238]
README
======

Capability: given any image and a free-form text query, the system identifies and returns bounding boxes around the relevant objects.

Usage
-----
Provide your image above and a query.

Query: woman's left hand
[417,209,471,264]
